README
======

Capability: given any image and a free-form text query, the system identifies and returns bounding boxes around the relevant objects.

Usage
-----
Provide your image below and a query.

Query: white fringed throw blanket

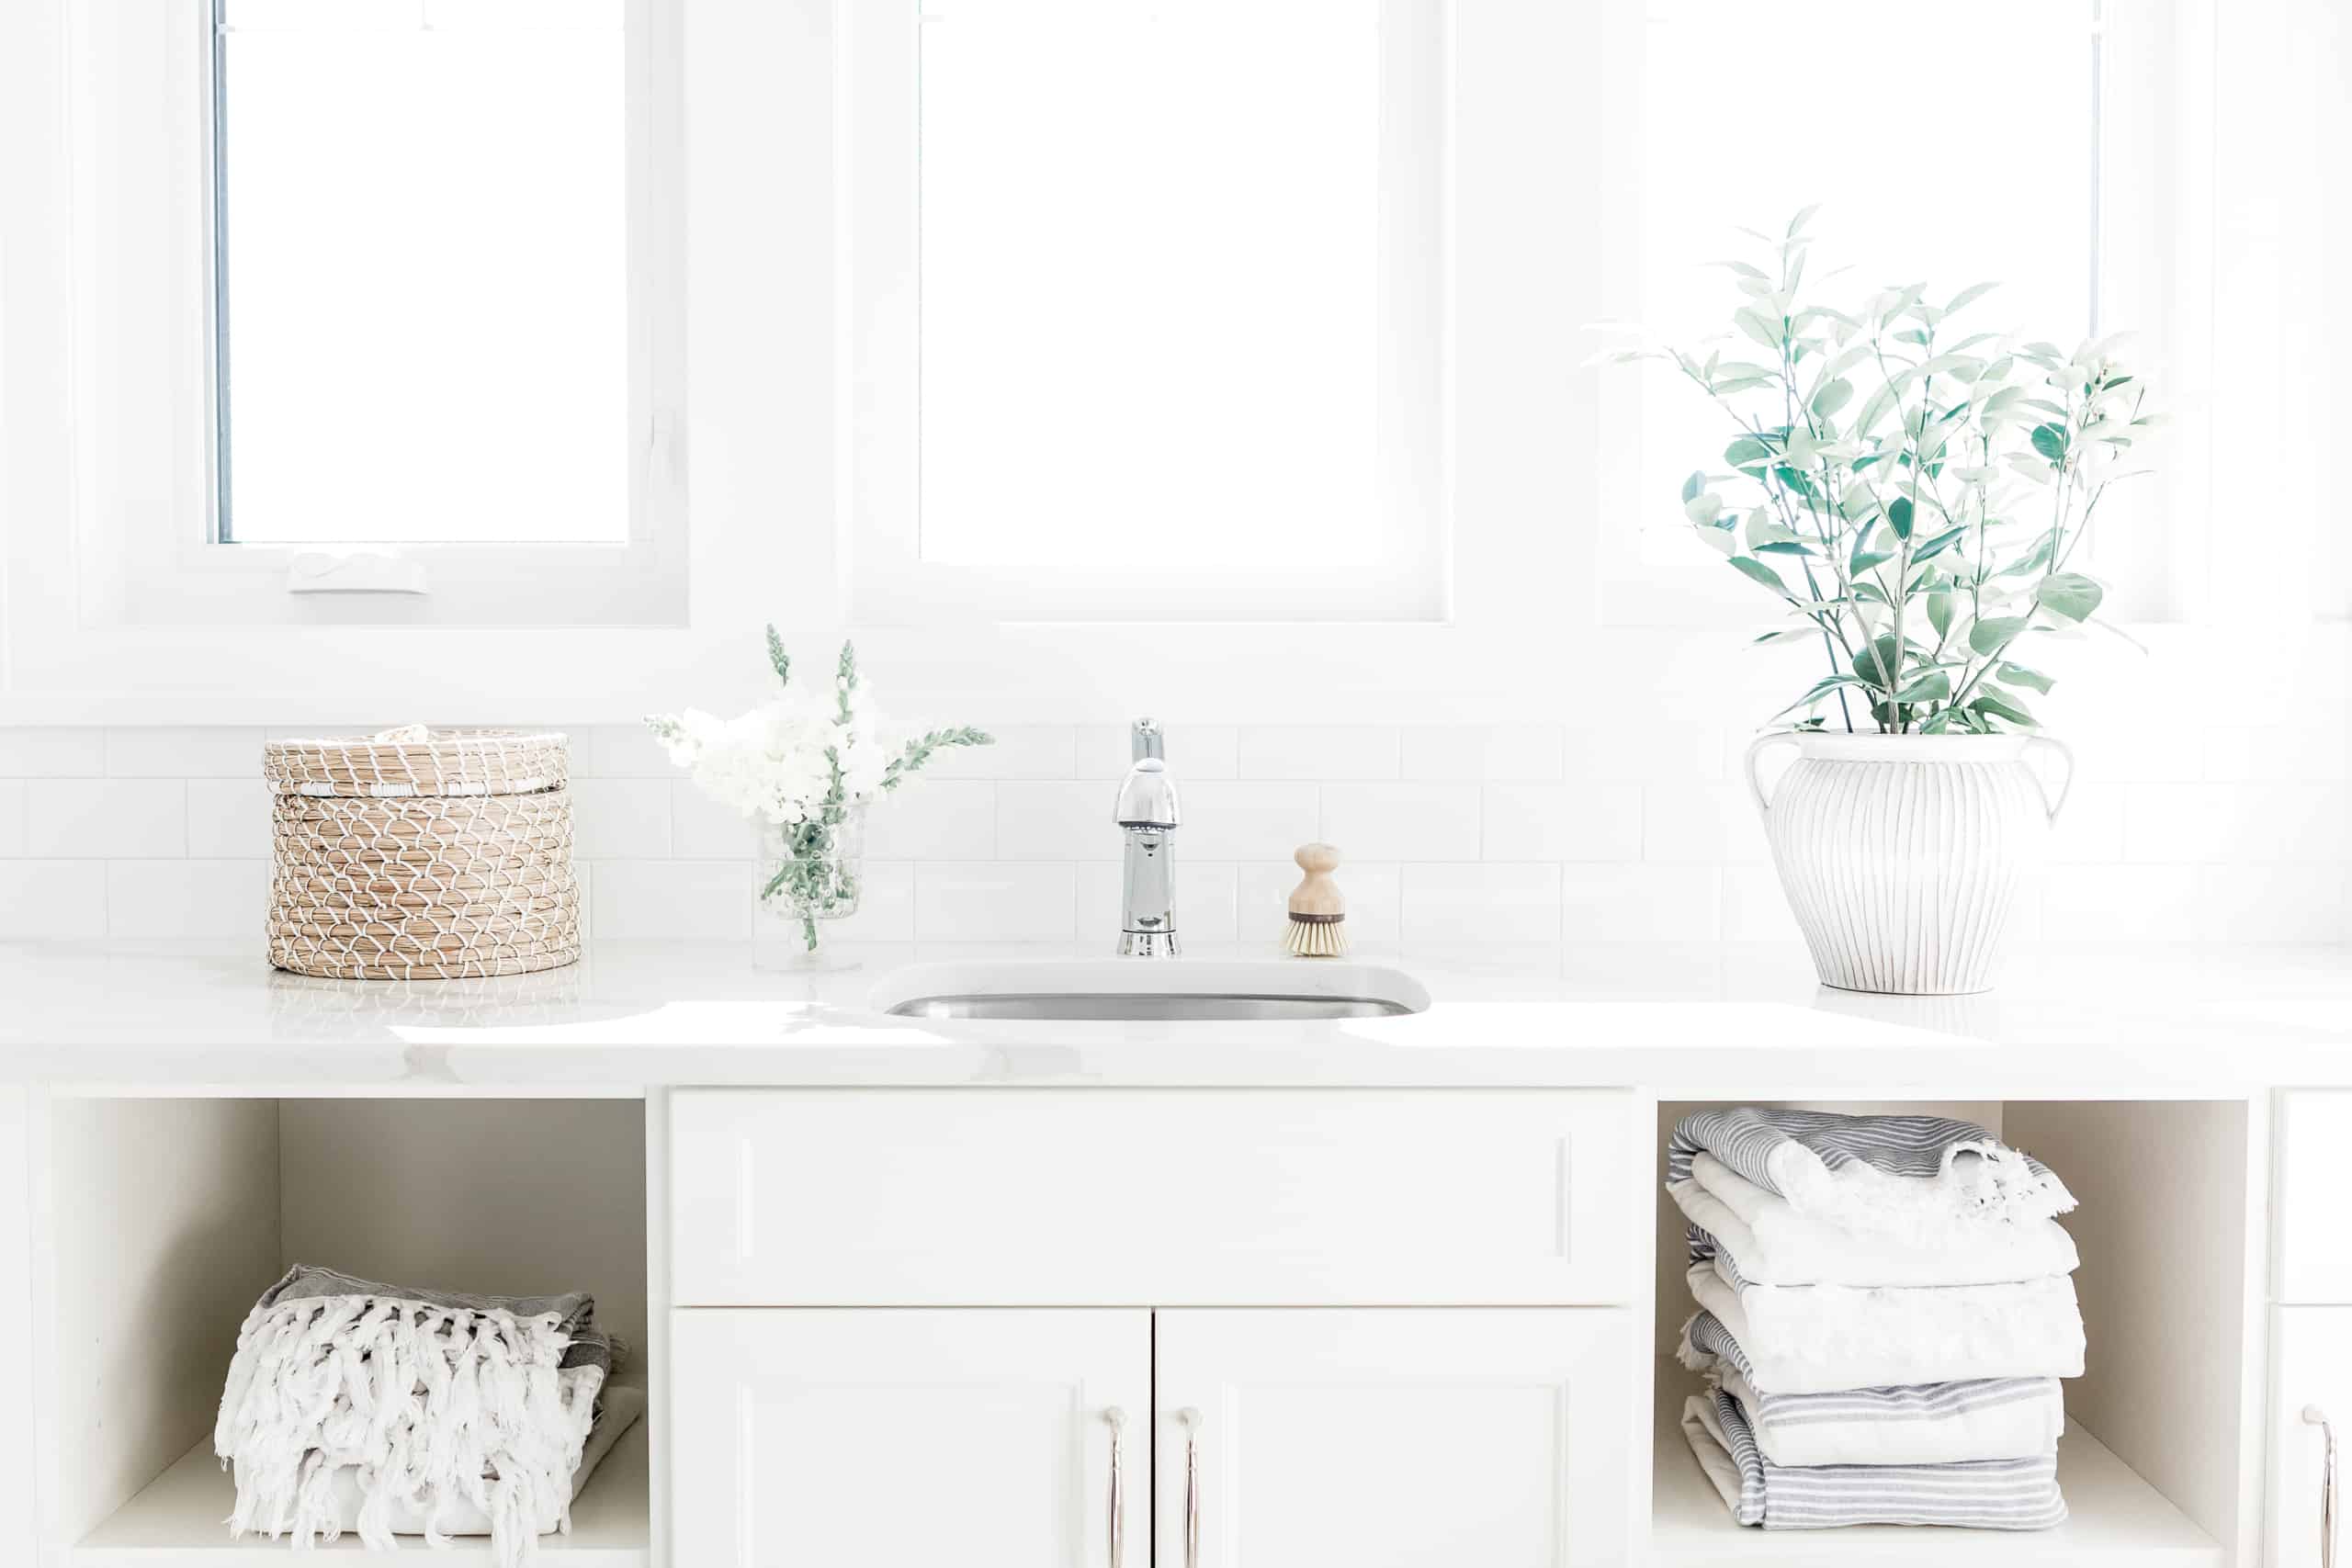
[213,1266,607,1567]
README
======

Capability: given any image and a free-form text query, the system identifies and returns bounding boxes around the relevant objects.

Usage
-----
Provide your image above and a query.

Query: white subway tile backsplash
[2041,863,2203,943]
[997,782,1116,861]
[105,726,265,778]
[1401,725,1565,782]
[2125,784,2351,864]
[2196,863,2349,944]
[1562,863,1720,943]
[1402,863,1562,944]
[582,724,674,778]
[571,779,674,861]
[593,861,753,942]
[670,782,760,861]
[186,779,272,859]
[1718,864,1802,942]
[1482,784,1642,862]
[918,725,1080,780]
[866,780,997,861]
[1179,783,1320,863]
[1641,783,1767,865]
[1573,722,1724,783]
[0,781,23,857]
[0,862,109,939]
[106,860,268,940]
[0,728,106,778]
[27,779,186,858]
[1238,725,1400,781]
[2047,781,2128,863]
[915,863,1077,942]
[1318,783,1480,862]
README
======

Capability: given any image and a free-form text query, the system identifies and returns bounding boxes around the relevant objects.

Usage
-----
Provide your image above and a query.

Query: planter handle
[1743,733,1803,815]
[2022,735,2075,824]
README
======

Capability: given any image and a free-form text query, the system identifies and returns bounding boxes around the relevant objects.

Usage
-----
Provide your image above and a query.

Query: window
[845,0,1448,624]
[46,0,683,629]
[213,0,632,547]
[1594,1,2128,620]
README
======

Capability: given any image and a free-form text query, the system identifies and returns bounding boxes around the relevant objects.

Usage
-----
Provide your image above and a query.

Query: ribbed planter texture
[1744,733,2074,996]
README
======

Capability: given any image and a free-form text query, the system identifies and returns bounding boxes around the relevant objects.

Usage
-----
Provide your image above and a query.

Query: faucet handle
[1131,717,1164,763]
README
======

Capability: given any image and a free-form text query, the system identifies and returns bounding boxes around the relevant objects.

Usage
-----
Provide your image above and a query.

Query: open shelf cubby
[43,1097,652,1565]
[1647,1098,2253,1566]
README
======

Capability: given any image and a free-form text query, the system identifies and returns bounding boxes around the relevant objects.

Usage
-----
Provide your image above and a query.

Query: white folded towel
[1687,1259,2086,1394]
[1674,1151,2081,1288]
[1681,1311,2064,1467]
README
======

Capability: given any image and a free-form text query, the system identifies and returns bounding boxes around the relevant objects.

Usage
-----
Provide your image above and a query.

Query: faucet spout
[1114,718,1180,956]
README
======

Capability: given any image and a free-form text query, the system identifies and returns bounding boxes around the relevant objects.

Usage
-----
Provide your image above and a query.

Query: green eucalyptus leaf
[1886,496,1915,540]
[1754,541,1816,556]
[1995,661,2055,694]
[1910,525,1968,564]
[1926,592,1955,639]
[1968,615,2031,655]
[1684,492,1724,523]
[1849,636,1907,691]
[1724,435,1773,468]
[2030,423,2068,461]
[1680,469,1708,504]
[1811,379,1854,419]
[1895,670,1951,704]
[2036,571,2103,622]
[1944,280,1999,314]
[1727,556,1791,595]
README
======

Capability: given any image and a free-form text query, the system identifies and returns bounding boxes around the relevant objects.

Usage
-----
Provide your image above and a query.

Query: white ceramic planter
[1744,732,2074,996]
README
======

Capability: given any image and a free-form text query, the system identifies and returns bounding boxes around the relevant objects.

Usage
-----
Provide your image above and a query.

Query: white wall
[1,700,2346,950]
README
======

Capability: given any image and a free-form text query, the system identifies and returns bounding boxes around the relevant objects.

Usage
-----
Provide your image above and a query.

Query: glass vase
[756,806,866,956]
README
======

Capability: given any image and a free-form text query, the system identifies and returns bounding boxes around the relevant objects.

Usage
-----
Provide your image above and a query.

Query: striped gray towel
[1668,1108,2075,1240]
[1682,1387,2068,1530]
[1681,1311,2064,1468]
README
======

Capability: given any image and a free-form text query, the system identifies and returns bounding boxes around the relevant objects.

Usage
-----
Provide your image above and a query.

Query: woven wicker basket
[265,728,579,980]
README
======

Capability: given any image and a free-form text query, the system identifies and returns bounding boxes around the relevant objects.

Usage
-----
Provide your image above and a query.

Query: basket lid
[263,727,570,798]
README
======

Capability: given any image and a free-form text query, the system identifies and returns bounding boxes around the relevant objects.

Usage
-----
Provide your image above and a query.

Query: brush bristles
[1283,916,1348,957]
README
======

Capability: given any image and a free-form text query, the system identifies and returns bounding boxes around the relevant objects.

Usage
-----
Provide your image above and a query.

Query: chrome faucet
[1114,718,1180,956]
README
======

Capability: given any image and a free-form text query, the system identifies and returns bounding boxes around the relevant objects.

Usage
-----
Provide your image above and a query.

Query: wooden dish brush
[1282,842,1349,957]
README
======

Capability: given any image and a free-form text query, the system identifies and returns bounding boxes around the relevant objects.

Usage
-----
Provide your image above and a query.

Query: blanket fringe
[213,1293,599,1568]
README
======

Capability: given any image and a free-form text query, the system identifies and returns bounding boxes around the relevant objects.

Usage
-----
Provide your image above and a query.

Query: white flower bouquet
[648,629,990,950]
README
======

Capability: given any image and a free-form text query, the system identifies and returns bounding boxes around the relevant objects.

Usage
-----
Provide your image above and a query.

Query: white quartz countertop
[2,940,2348,1094]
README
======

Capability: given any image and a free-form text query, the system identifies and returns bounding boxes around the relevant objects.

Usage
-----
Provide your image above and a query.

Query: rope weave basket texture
[265,728,579,980]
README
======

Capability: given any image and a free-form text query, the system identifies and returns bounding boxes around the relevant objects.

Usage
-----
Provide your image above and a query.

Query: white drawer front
[2277,1091,2352,1303]
[671,1089,1641,1306]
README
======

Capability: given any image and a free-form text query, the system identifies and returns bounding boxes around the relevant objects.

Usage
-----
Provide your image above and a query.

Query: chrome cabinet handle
[2310,1405,2339,1568]
[1178,1405,1203,1568]
[1104,1406,1127,1568]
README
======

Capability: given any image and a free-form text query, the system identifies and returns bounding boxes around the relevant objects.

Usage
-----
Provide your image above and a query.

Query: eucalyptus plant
[1598,209,2154,733]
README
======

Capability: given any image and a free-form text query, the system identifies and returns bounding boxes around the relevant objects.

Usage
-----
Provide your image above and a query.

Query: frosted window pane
[217,2,628,544]
[918,0,1379,569]
[1634,0,2098,539]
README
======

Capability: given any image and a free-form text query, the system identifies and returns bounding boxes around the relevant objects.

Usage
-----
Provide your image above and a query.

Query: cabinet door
[1153,1309,1635,1568]
[2271,1305,2352,1568]
[673,1309,1149,1567]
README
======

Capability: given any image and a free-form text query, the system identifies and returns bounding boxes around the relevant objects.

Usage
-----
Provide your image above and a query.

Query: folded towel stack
[213,1264,643,1568]
[1667,1109,2083,1531]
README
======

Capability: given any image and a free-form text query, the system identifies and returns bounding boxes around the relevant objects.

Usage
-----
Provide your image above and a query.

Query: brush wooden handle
[1288,843,1345,918]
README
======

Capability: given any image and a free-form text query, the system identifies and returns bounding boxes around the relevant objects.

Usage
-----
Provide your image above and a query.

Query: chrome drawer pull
[1103,1406,1127,1568]
[2309,1404,2339,1568]
[1178,1406,1202,1568]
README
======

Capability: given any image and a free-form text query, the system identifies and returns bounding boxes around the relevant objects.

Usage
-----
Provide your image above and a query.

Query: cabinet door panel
[2271,1305,2352,1568]
[672,1309,1148,1567]
[1153,1308,1635,1568]
[2277,1092,2352,1302]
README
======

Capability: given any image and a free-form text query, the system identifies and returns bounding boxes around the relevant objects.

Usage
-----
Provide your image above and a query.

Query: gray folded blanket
[1668,1108,2075,1242]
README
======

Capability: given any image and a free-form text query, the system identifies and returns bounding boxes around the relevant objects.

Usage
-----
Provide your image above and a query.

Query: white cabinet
[671,1306,1632,1567]
[1153,1309,1635,1568]
[670,1309,1149,1567]
[2269,1307,2351,1568]
[671,1089,1641,1307]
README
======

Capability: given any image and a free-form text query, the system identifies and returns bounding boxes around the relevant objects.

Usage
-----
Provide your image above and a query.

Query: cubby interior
[43,1096,651,1564]
[1650,1099,2254,1566]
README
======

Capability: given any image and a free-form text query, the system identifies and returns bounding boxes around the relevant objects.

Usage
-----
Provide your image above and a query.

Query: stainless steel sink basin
[871,959,1429,1021]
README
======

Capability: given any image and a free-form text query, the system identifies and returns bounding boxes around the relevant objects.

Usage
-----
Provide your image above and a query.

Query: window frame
[88,0,687,629]
[840,0,1453,626]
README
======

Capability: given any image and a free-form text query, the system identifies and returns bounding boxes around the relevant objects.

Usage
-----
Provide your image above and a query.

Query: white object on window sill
[284,552,430,596]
